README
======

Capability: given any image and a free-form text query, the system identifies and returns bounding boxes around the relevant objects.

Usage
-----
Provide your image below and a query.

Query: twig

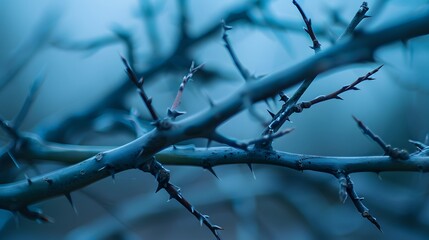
[343,173,382,231]
[353,116,409,160]
[292,0,321,53]
[210,128,293,150]
[168,61,204,119]
[295,65,382,112]
[222,21,252,81]
[139,158,222,240]
[256,0,323,147]
[121,56,159,122]
[13,71,45,129]
[338,2,370,40]
[409,139,428,152]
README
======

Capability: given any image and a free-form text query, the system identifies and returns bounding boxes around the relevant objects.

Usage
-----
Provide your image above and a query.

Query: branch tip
[344,175,382,231]
[353,116,409,160]
[121,56,159,121]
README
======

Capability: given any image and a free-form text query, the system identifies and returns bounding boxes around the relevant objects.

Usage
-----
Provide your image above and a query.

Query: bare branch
[344,174,382,231]
[222,21,252,81]
[292,0,321,53]
[139,158,222,240]
[295,65,382,111]
[121,56,159,122]
[338,2,370,40]
[168,61,204,119]
[13,71,45,129]
[353,116,409,160]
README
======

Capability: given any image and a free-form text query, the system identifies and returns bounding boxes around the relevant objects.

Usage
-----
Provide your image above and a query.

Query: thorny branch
[338,2,370,40]
[2,1,429,239]
[353,116,410,160]
[292,0,321,53]
[258,1,371,148]
[294,65,382,112]
[139,158,223,239]
[121,56,159,122]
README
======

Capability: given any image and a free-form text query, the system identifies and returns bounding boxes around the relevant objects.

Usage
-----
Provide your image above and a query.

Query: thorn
[279,92,289,102]
[155,183,164,193]
[64,193,78,215]
[206,139,212,149]
[350,86,360,90]
[168,194,174,201]
[167,108,186,119]
[335,96,344,100]
[204,166,220,180]
[267,109,275,118]
[247,163,256,180]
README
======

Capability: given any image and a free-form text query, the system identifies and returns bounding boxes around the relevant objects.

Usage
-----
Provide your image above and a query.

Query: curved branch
[1,8,429,216]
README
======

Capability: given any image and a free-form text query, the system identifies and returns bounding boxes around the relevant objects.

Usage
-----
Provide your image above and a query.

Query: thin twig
[353,116,409,160]
[295,65,382,111]
[338,2,370,40]
[121,56,159,121]
[222,21,252,81]
[13,71,45,129]
[344,174,382,231]
[139,158,222,240]
[256,0,323,146]
[169,61,204,119]
[292,0,321,53]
